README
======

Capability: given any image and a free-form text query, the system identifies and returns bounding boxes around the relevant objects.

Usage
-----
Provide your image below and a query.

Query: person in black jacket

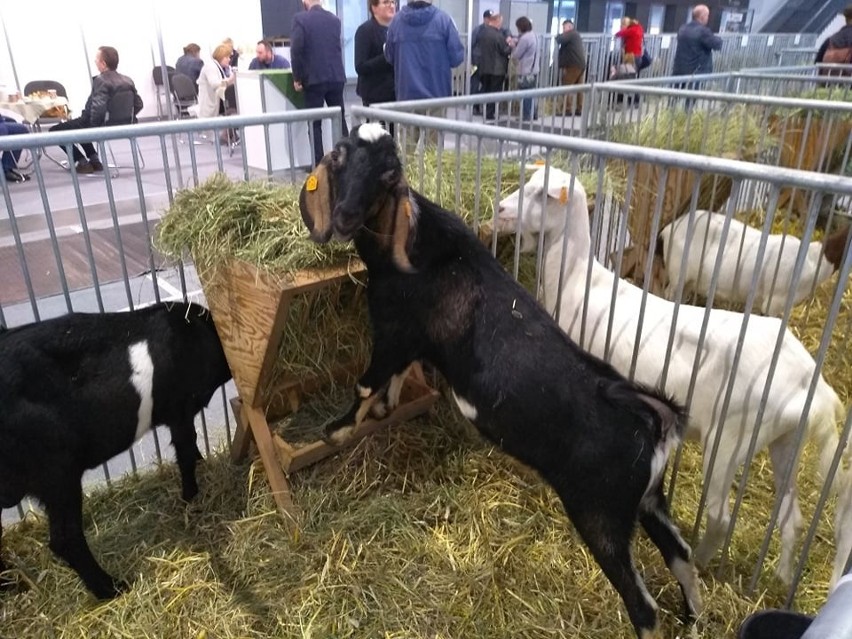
[477,12,513,121]
[355,0,396,107]
[50,46,143,174]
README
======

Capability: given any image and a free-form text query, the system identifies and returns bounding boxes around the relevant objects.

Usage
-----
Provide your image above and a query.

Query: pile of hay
[155,173,357,283]
[783,87,852,120]
[0,396,836,638]
[607,104,774,161]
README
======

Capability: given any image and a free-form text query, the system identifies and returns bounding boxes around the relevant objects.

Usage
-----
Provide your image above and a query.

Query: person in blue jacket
[384,0,464,102]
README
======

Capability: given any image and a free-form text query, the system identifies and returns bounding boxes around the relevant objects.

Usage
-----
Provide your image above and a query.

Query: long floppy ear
[299,158,335,244]
[545,177,573,205]
[391,180,415,273]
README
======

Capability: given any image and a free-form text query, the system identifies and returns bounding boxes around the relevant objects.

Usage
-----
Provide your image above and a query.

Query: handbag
[638,44,653,71]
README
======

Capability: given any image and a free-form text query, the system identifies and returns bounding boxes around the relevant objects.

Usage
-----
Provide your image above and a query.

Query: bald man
[672,4,722,76]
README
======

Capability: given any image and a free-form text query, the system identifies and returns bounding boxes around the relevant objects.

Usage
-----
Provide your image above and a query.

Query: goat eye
[379,169,399,185]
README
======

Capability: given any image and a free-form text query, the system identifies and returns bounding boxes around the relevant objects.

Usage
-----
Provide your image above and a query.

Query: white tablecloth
[0,97,68,123]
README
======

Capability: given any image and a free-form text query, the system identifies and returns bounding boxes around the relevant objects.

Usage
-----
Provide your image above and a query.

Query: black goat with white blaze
[299,123,702,639]
[0,302,231,600]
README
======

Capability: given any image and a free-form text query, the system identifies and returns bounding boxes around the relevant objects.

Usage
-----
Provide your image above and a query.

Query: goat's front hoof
[181,484,199,503]
[323,419,356,447]
[91,576,129,600]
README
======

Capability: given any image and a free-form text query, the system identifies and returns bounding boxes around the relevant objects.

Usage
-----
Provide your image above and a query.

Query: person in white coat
[196,43,236,119]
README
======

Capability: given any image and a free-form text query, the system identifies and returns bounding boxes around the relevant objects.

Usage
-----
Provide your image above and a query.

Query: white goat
[658,210,851,316]
[497,166,852,586]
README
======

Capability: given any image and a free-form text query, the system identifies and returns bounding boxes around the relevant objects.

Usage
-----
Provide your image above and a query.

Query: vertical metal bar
[0,9,21,94]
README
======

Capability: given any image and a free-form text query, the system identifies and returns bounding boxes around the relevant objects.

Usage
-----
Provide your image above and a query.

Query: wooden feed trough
[613,162,732,294]
[199,259,440,527]
[771,115,852,217]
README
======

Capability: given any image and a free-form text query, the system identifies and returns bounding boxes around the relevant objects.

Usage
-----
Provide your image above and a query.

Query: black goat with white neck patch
[300,123,702,639]
[0,302,231,600]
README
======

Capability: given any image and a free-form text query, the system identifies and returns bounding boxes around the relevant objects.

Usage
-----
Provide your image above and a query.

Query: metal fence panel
[361,101,852,602]
[0,107,343,523]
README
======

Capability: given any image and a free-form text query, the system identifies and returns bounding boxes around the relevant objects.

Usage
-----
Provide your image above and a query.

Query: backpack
[820,42,852,76]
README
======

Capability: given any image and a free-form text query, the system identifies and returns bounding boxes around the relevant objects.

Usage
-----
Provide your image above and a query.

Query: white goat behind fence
[496,166,852,586]
[658,210,852,316]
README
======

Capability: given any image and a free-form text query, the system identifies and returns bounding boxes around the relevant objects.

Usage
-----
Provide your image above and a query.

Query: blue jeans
[0,120,28,171]
[517,74,537,120]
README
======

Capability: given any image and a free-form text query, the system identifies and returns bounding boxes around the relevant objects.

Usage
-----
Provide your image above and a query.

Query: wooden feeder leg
[244,404,301,530]
[230,399,253,463]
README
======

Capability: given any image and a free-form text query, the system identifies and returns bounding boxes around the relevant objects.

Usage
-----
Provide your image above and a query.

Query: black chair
[152,65,176,119]
[102,90,145,177]
[170,73,198,119]
[22,80,69,130]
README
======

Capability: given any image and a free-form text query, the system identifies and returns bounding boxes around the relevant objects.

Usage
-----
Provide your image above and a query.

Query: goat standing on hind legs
[299,122,703,639]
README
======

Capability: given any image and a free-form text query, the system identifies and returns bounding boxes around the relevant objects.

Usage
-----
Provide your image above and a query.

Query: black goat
[0,302,231,599]
[300,123,702,639]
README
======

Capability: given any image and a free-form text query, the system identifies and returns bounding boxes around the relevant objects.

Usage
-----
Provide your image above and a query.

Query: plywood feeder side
[613,162,732,293]
[198,258,439,526]
[770,115,852,217]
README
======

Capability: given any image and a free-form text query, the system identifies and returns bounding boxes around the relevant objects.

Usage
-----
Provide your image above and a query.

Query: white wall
[0,0,261,120]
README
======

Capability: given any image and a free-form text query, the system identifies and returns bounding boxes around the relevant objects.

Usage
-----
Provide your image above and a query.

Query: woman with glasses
[355,0,397,116]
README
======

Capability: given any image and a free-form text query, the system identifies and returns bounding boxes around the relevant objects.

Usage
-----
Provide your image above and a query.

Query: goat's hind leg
[768,432,804,585]
[566,502,662,639]
[41,479,128,599]
[640,483,703,622]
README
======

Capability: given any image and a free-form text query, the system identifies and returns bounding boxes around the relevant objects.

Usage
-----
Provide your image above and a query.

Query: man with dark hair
[555,19,586,115]
[176,43,204,82]
[248,40,291,70]
[49,45,143,174]
[816,5,852,74]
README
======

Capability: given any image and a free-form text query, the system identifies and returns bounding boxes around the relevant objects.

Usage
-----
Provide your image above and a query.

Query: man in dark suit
[291,0,349,166]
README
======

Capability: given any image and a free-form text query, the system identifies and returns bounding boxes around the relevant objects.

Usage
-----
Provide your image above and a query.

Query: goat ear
[391,182,415,273]
[546,181,571,205]
[299,159,334,244]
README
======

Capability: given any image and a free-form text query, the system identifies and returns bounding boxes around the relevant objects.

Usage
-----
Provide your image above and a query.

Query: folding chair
[101,90,145,178]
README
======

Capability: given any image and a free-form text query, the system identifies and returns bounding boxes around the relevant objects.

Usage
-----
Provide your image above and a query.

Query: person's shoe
[88,155,103,172]
[75,159,94,174]
[3,168,29,183]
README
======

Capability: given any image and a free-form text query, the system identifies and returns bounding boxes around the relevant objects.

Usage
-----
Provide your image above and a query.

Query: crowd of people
[0,0,795,184]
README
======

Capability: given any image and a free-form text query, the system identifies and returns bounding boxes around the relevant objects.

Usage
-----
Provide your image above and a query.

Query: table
[236,70,332,171]
[0,96,69,123]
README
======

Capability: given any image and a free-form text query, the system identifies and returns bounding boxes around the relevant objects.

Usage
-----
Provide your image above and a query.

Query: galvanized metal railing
[360,102,852,602]
[0,107,343,521]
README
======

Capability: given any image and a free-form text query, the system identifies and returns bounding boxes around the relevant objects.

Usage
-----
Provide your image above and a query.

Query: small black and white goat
[0,302,231,600]
[299,123,702,639]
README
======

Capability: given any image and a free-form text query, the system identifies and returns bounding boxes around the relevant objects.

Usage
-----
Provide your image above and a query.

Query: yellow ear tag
[403,200,411,217]
[306,175,318,192]
[559,186,568,205]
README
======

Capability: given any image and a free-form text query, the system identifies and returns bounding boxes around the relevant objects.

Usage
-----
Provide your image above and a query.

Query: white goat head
[496,167,588,250]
